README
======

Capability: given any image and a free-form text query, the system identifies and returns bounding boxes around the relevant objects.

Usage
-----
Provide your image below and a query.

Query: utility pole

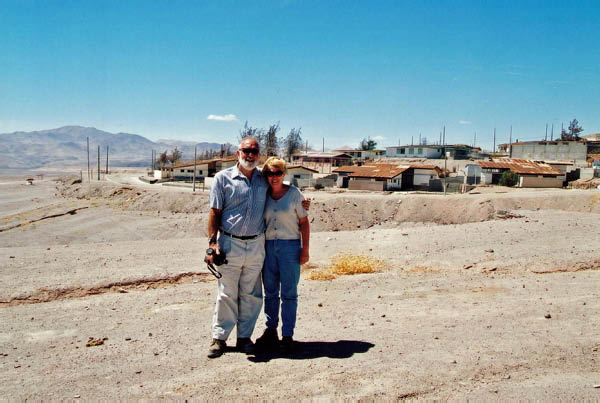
[86,137,90,182]
[443,126,447,196]
[545,123,548,141]
[97,145,100,180]
[509,126,513,158]
[551,124,554,141]
[411,135,413,146]
[473,132,476,148]
[193,145,197,192]
[493,128,496,154]
[419,133,421,145]
[106,145,109,176]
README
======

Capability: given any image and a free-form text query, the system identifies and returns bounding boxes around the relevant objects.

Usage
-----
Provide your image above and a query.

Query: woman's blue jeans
[263,239,301,337]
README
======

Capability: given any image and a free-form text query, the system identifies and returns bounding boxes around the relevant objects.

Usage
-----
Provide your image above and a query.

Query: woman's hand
[300,248,309,265]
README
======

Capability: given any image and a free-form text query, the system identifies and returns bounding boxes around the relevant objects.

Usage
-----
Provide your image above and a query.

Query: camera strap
[206,262,222,279]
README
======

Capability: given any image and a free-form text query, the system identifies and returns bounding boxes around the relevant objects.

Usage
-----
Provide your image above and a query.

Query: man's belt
[221,230,261,240]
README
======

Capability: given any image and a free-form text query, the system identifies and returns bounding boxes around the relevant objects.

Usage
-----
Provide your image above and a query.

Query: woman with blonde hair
[256,157,310,353]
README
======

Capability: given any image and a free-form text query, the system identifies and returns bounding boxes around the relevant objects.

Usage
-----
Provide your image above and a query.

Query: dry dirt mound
[55,179,600,232]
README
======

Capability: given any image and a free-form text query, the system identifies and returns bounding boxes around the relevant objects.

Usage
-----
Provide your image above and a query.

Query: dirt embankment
[56,177,600,232]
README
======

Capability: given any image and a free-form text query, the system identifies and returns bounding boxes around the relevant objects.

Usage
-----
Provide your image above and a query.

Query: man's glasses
[240,148,259,155]
[264,170,284,177]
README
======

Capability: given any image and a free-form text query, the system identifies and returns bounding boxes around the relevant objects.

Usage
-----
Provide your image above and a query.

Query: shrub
[313,183,324,190]
[499,170,519,187]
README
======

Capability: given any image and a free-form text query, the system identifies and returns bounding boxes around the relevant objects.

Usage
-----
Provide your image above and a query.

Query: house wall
[481,172,494,184]
[173,164,209,178]
[385,146,442,159]
[348,180,385,191]
[386,175,403,190]
[519,176,563,188]
[153,170,163,179]
[511,142,586,161]
[413,169,438,186]
[284,173,312,183]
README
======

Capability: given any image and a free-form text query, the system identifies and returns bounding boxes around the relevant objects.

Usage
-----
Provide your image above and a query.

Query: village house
[290,152,353,173]
[331,148,386,161]
[385,144,484,160]
[165,160,212,180]
[477,159,564,188]
[333,164,441,191]
[385,145,443,159]
[284,165,318,187]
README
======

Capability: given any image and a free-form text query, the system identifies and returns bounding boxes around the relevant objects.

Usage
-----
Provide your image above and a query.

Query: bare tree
[560,119,584,140]
[283,127,303,160]
[156,150,169,167]
[264,123,280,156]
[168,147,182,165]
[239,121,265,144]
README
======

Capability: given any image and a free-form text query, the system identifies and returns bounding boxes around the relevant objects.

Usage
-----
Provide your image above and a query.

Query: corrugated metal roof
[478,159,561,175]
[293,152,353,158]
[332,165,360,173]
[286,165,319,173]
[348,164,409,179]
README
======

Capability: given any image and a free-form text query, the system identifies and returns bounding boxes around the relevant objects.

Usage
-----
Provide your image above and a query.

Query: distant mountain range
[0,126,222,169]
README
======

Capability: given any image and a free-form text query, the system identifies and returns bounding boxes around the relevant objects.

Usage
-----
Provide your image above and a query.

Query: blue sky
[1,0,599,151]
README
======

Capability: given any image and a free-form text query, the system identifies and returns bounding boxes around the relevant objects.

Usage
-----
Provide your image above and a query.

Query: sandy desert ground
[1,171,600,399]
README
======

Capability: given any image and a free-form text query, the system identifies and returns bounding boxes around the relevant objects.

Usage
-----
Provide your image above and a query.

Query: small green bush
[313,183,324,190]
[499,170,519,187]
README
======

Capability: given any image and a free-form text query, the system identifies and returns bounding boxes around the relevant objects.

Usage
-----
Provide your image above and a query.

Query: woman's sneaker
[255,328,279,351]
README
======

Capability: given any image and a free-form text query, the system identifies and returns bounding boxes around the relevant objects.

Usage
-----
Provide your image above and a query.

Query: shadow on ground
[248,340,374,362]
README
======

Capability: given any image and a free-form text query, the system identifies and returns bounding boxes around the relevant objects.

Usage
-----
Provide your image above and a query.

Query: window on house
[400,148,405,154]
[418,148,423,154]
[408,148,414,154]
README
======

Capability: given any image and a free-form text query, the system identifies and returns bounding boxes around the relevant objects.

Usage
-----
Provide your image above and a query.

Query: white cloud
[372,135,386,141]
[459,120,471,125]
[207,114,238,122]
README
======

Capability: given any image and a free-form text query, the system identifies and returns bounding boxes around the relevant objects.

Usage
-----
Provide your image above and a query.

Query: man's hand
[205,242,220,265]
[301,198,311,211]
[300,247,309,265]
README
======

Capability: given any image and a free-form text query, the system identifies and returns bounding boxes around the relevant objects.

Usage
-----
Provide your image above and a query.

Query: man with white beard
[205,137,267,358]
[205,137,310,358]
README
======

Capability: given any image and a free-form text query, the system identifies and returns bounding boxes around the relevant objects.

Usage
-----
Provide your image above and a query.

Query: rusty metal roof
[348,164,409,179]
[478,159,561,175]
[286,165,319,173]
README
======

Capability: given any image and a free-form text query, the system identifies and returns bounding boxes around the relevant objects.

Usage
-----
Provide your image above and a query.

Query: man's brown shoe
[236,337,255,354]
[207,339,227,359]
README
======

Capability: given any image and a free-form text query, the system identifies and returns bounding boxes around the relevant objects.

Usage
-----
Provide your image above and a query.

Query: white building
[385,145,443,159]
[332,149,386,161]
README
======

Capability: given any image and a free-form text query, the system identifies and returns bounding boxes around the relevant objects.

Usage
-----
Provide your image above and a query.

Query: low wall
[348,180,385,191]
[519,176,563,188]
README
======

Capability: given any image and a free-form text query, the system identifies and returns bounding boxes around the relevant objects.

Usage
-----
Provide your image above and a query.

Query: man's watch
[206,247,216,256]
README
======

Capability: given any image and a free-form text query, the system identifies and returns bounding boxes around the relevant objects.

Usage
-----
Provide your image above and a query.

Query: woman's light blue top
[264,185,307,240]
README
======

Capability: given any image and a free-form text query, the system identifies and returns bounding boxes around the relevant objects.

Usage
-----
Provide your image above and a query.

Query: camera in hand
[206,248,228,266]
